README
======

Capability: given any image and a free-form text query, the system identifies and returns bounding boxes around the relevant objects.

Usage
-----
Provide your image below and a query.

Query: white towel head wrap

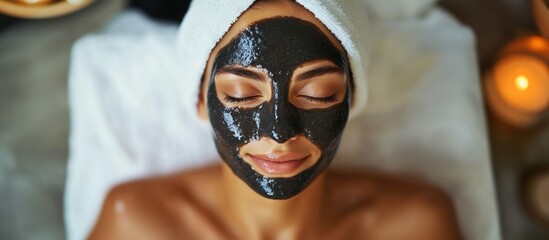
[176,0,369,121]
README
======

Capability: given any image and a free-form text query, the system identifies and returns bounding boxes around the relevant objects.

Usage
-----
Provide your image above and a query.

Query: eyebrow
[217,66,266,82]
[295,65,343,81]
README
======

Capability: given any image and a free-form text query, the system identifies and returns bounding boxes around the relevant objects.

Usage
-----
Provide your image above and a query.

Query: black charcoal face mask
[207,16,351,199]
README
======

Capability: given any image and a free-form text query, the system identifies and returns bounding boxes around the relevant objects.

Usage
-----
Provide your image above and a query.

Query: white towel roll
[176,0,370,122]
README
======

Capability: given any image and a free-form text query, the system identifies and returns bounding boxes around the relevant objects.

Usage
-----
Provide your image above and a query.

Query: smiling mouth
[247,152,310,176]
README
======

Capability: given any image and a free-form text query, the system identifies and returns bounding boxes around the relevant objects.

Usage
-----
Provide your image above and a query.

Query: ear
[197,89,209,121]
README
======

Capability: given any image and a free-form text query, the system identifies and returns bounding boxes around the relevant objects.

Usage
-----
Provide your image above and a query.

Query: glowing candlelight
[486,36,549,127]
[515,75,529,91]
[494,54,549,113]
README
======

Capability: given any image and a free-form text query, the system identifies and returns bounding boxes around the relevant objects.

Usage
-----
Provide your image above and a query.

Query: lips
[247,152,309,175]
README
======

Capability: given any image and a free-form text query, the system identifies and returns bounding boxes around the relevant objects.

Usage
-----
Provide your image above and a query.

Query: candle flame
[515,75,529,91]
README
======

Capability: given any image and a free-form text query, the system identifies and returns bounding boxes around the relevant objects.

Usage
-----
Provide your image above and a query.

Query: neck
[220,163,327,240]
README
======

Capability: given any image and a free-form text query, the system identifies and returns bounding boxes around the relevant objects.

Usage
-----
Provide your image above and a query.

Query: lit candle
[486,36,549,127]
[494,54,549,113]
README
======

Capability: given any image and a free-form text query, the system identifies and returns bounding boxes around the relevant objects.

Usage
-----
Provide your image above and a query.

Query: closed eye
[298,94,338,104]
[224,95,261,103]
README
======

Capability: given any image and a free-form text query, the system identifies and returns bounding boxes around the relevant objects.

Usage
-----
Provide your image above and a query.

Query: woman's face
[198,1,351,199]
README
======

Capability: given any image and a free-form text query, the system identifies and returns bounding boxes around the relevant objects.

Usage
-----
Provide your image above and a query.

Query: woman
[89,0,462,239]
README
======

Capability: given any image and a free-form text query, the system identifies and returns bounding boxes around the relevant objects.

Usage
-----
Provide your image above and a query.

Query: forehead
[209,2,345,61]
[214,17,344,72]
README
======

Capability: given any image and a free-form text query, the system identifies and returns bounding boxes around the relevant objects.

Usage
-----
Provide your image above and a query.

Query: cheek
[298,105,349,148]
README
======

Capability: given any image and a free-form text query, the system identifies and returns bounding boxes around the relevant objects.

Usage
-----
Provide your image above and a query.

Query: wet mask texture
[208,17,350,199]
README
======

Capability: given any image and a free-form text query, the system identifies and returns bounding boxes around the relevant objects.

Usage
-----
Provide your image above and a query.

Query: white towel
[338,9,500,240]
[65,11,220,240]
[65,2,500,240]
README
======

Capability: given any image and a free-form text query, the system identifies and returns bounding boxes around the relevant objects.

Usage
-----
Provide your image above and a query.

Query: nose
[265,98,299,144]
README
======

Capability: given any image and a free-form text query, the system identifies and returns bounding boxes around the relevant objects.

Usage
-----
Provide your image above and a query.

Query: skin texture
[89,166,462,240]
[89,1,463,239]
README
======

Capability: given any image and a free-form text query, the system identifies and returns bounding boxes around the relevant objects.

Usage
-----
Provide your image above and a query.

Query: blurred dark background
[0,0,543,239]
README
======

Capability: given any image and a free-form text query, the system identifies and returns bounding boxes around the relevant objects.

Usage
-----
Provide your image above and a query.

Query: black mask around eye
[207,17,351,199]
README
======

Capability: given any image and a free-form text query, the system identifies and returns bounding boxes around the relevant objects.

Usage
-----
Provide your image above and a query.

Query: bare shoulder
[327,169,462,240]
[88,175,181,239]
[375,177,462,240]
[88,164,222,240]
